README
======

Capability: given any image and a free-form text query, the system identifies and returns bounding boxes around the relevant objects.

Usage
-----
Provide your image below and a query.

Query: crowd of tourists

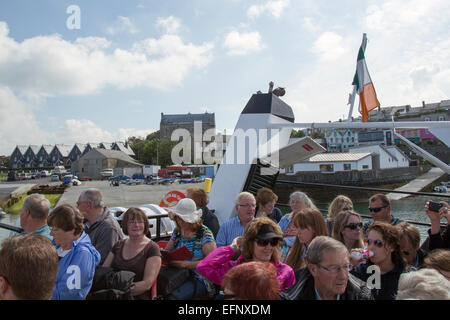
[0,186,449,300]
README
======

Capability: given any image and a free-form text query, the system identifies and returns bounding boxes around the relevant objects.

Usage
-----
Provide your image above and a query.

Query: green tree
[291,129,306,138]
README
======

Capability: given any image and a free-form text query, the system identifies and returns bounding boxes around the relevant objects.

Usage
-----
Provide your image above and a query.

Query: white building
[349,145,410,169]
[325,129,358,152]
[284,152,373,174]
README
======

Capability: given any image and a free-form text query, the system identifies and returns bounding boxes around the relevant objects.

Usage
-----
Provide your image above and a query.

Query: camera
[428,201,443,212]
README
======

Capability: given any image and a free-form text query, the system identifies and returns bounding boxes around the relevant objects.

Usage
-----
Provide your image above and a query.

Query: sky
[0,0,449,156]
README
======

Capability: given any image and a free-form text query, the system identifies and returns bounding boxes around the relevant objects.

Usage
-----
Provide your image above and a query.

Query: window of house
[344,163,351,171]
[362,165,369,169]
[320,164,334,173]
[438,115,445,121]
[424,117,431,121]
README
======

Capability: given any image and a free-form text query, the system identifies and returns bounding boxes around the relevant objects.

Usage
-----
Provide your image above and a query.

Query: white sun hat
[167,198,202,224]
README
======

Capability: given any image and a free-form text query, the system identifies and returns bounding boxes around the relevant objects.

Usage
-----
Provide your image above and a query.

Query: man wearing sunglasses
[280,236,373,300]
[362,194,402,235]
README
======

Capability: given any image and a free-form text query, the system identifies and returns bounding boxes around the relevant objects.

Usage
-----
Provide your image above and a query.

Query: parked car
[7,171,18,181]
[62,174,74,185]
[50,174,60,182]
[100,168,114,178]
[109,175,131,182]
[132,173,145,180]
[79,176,95,181]
[72,179,81,186]
[40,170,50,177]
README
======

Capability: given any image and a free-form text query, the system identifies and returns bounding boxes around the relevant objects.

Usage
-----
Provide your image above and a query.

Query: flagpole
[347,33,368,122]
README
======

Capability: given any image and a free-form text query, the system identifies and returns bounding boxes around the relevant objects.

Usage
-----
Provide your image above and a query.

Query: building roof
[160,112,215,125]
[14,145,28,155]
[307,152,372,162]
[26,145,40,155]
[52,144,72,157]
[88,148,142,166]
[112,142,135,156]
[100,142,113,150]
[39,145,54,154]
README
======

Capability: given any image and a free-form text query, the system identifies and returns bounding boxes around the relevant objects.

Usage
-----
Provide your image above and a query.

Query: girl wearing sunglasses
[332,210,364,252]
[197,217,296,292]
[350,221,407,300]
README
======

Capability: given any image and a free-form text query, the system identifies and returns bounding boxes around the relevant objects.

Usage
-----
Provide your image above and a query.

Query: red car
[79,176,95,181]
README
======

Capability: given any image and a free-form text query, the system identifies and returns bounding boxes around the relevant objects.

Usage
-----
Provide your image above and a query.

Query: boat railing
[145,213,173,242]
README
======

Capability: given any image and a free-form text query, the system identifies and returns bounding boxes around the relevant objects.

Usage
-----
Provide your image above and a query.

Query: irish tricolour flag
[352,44,380,122]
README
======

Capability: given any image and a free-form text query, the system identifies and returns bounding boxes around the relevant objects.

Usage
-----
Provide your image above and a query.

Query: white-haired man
[280,236,373,300]
[215,192,256,247]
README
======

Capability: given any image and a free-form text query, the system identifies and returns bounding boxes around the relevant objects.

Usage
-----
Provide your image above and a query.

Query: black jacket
[427,224,450,250]
[201,206,220,238]
[350,261,402,300]
[280,267,373,300]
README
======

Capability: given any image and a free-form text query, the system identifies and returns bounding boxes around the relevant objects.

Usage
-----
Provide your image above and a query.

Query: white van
[100,168,114,178]
[53,166,66,175]
[40,170,50,177]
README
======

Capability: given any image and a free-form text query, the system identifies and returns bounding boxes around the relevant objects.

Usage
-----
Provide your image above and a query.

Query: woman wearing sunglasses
[196,217,296,292]
[285,208,328,271]
[332,210,364,252]
[350,221,406,300]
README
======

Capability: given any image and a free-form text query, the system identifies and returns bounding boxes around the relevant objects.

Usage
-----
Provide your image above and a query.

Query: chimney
[422,101,426,108]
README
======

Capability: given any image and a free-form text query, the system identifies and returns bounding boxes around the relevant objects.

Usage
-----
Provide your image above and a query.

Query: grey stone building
[160,112,216,141]
[71,148,143,179]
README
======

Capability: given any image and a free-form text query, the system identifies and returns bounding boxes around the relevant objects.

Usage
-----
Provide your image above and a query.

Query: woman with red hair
[222,261,280,300]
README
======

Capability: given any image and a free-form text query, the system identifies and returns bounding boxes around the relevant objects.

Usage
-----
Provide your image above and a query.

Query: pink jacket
[196,246,296,291]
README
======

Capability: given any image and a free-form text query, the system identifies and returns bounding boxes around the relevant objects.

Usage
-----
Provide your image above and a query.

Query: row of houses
[10,142,135,169]
[322,99,449,152]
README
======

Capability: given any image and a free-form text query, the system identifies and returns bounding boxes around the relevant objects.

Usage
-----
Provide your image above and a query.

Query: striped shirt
[215,216,249,247]
[170,225,215,261]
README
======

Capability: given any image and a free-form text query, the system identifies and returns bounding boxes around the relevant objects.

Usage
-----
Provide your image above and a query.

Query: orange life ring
[159,190,186,208]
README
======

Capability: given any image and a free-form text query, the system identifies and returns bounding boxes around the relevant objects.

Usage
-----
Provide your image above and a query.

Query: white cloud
[302,17,320,33]
[286,0,450,123]
[247,0,290,20]
[0,87,47,155]
[223,31,264,56]
[362,0,450,107]
[311,31,349,61]
[0,21,214,96]
[156,16,181,34]
[105,16,138,35]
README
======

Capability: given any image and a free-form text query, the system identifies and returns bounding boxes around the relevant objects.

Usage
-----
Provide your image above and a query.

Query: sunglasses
[368,205,388,213]
[255,238,280,247]
[365,238,384,248]
[344,222,363,230]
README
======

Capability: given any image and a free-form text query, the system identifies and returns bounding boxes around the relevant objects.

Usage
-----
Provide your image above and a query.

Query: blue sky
[0,0,449,156]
